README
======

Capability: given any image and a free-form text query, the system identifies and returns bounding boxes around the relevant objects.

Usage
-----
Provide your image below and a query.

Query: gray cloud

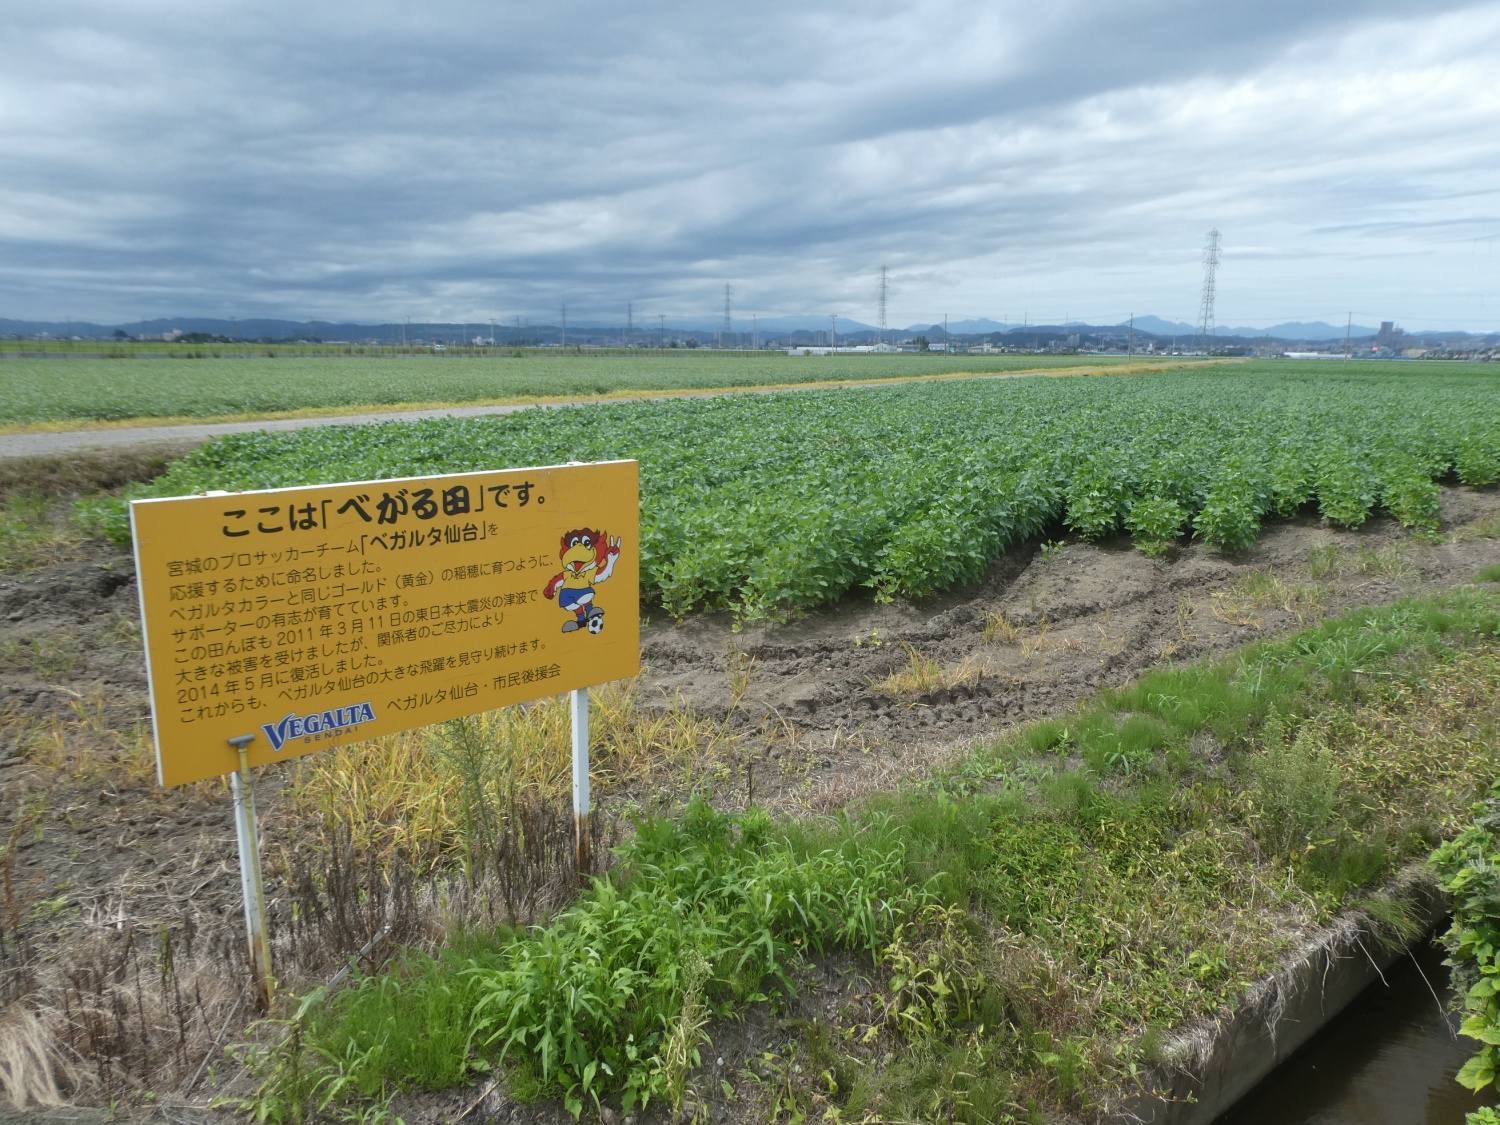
[1,0,1498,329]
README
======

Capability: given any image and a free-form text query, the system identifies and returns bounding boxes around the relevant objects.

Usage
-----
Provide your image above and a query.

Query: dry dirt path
[0,360,1194,459]
[0,400,548,458]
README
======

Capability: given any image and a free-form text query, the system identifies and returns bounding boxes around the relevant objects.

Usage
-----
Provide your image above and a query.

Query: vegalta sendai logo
[261,702,376,752]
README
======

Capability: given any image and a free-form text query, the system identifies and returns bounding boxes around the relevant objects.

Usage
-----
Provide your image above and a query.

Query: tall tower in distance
[878,265,888,345]
[722,284,732,349]
[1197,228,1220,349]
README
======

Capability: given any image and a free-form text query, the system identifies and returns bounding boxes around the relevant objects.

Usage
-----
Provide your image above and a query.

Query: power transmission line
[878,265,888,345]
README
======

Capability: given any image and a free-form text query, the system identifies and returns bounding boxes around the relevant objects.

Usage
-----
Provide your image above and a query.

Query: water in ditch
[1215,937,1498,1125]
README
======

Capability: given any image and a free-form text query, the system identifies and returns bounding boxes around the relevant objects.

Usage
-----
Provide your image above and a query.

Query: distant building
[785,343,901,356]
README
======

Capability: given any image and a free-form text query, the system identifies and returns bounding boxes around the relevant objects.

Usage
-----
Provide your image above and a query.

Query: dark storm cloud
[1,0,1498,328]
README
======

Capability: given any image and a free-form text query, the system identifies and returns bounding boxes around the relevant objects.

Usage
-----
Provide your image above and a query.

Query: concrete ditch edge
[1112,869,1449,1125]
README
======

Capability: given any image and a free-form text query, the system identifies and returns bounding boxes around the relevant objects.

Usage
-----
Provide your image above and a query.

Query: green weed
[1357,544,1415,580]
[276,799,928,1119]
[1249,716,1337,857]
[0,635,81,677]
[0,494,83,572]
[1308,543,1340,579]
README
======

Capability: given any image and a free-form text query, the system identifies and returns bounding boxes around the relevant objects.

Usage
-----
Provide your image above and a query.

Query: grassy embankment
[228,580,1500,1125]
[0,351,1169,429]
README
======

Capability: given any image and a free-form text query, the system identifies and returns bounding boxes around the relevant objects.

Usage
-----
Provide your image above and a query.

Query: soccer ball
[587,613,605,634]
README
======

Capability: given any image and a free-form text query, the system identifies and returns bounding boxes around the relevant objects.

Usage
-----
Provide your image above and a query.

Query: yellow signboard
[131,460,640,787]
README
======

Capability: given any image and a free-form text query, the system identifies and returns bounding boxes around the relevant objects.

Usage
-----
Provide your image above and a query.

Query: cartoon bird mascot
[543,529,622,634]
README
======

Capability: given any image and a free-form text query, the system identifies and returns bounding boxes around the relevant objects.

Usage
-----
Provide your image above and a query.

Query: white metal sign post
[227,734,274,1009]
[571,688,592,877]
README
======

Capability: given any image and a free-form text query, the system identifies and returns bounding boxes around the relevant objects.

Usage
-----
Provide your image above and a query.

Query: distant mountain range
[1121,316,1380,340]
[0,315,881,341]
[0,314,1480,343]
[901,316,1384,340]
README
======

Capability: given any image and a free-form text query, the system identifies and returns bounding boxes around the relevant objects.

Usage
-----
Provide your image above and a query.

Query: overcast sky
[3,0,1498,330]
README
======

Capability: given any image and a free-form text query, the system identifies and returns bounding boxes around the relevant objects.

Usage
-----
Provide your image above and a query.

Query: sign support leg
[570,688,592,879]
[228,735,274,1010]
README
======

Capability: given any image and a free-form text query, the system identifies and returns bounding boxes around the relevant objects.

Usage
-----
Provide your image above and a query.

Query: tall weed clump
[1249,714,1338,857]
[278,799,925,1120]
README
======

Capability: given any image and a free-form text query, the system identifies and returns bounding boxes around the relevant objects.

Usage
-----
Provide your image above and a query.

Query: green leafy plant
[1434,782,1500,1119]
[93,363,1497,617]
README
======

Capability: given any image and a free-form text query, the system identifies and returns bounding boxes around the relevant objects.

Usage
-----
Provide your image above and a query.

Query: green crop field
[109,361,1499,617]
[0,350,1153,425]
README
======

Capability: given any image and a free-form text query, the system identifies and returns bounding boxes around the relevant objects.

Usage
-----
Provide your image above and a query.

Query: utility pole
[831,314,837,348]
[403,317,409,348]
[561,303,567,348]
[721,284,732,350]
[1344,311,1352,359]
[752,314,758,352]
[659,314,666,349]
[627,301,633,345]
[1128,313,1134,356]
[943,314,948,353]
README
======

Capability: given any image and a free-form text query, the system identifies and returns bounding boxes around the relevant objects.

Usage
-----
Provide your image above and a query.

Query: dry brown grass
[274,680,739,872]
[0,1001,67,1109]
[983,611,1021,645]
[1020,617,1052,661]
[1095,623,1127,658]
[1210,589,1264,628]
[22,688,157,787]
[1224,569,1326,618]
[1453,511,1500,543]
[52,927,242,1097]
[873,645,986,701]
[0,447,187,501]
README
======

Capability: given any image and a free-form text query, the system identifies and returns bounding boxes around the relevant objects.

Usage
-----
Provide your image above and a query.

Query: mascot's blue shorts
[558,587,593,612]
